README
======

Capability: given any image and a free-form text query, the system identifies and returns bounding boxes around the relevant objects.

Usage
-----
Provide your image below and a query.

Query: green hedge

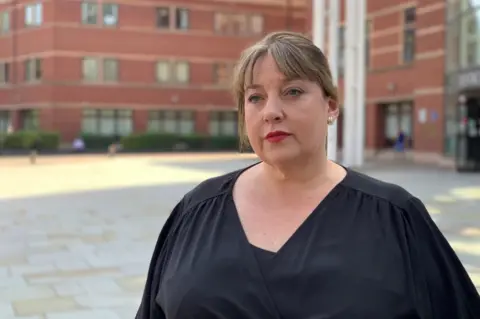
[80,134,118,150]
[0,131,60,150]
[120,133,239,151]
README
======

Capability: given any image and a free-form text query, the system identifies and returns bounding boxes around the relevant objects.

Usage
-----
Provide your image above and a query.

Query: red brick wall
[0,0,307,142]
[308,0,446,154]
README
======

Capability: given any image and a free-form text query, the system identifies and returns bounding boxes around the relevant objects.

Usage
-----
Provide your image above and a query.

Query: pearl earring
[327,116,335,125]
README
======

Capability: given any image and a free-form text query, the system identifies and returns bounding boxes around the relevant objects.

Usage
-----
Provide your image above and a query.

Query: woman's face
[243,53,336,165]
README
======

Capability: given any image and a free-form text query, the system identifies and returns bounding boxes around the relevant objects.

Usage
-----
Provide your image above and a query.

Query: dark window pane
[405,7,416,24]
[403,29,415,62]
[157,7,169,28]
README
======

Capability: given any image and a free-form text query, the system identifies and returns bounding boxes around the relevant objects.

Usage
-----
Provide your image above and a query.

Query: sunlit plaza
[0,154,480,318]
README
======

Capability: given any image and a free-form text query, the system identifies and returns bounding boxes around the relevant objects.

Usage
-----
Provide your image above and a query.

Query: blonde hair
[232,31,338,150]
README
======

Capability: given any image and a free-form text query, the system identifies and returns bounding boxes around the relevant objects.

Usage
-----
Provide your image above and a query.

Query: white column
[327,0,339,161]
[312,0,326,50]
[343,0,356,167]
[354,0,366,167]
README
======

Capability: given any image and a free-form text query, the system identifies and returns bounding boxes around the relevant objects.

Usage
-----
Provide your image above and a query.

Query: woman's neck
[259,155,335,190]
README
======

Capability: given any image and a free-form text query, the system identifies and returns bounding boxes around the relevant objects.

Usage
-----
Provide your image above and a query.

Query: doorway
[381,101,413,148]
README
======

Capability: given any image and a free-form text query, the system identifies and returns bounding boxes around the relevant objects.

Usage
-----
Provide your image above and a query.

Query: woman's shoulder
[342,167,416,212]
[180,165,247,211]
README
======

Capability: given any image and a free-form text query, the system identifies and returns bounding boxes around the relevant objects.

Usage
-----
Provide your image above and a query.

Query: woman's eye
[247,95,261,103]
[286,88,303,96]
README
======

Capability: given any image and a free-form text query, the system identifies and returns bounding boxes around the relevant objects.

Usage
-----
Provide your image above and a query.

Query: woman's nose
[263,99,284,123]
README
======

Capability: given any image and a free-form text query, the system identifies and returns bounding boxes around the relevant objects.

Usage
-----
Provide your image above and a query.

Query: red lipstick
[265,131,291,143]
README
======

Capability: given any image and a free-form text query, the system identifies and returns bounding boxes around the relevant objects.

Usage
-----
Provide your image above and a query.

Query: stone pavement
[0,154,479,318]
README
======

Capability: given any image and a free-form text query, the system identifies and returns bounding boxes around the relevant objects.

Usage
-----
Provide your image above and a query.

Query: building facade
[308,0,448,163]
[0,0,306,143]
[445,0,480,166]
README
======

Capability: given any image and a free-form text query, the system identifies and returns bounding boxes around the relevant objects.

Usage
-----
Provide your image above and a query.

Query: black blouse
[136,163,480,319]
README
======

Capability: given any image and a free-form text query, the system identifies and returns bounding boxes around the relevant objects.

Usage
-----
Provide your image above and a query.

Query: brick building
[307,0,448,164]
[0,0,306,144]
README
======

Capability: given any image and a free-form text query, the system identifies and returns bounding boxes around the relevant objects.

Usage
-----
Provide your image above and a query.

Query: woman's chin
[260,147,302,165]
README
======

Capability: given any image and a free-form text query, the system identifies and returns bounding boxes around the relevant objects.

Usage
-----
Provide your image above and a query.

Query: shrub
[121,133,239,151]
[0,131,60,150]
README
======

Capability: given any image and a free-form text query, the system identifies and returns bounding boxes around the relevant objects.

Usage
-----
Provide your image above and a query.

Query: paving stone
[0,285,55,302]
[25,267,122,285]
[12,296,79,316]
[55,260,90,271]
[53,282,87,297]
[46,309,121,319]
[74,293,140,308]
[0,302,14,317]
[0,266,9,277]
[1,156,480,315]
[10,263,56,276]
[115,276,146,292]
[3,316,43,319]
[0,277,28,288]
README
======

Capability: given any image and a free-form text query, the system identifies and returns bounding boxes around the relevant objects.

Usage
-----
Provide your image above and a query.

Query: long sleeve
[135,200,185,319]
[405,197,480,318]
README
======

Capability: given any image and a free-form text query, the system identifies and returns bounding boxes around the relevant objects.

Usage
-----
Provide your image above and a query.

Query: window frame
[81,1,98,25]
[82,57,99,82]
[402,7,416,63]
[24,58,41,82]
[175,8,189,30]
[0,62,9,83]
[103,58,118,82]
[81,109,133,136]
[208,110,238,136]
[102,3,118,27]
[0,11,10,33]
[156,7,170,28]
[147,110,195,135]
[24,3,42,27]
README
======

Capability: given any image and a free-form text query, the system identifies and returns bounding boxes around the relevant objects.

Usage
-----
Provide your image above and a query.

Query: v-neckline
[228,161,348,258]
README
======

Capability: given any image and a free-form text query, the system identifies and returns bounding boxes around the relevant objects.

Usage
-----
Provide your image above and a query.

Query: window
[214,13,230,34]
[404,7,416,24]
[175,8,189,30]
[24,58,41,81]
[0,62,9,83]
[249,15,263,34]
[383,102,413,147]
[82,57,98,81]
[147,110,195,135]
[81,109,133,136]
[214,13,263,35]
[365,21,371,67]
[102,3,118,26]
[403,7,416,63]
[156,7,170,28]
[1,11,9,33]
[25,3,42,27]
[174,62,189,83]
[467,41,477,66]
[231,14,248,34]
[338,26,345,75]
[81,2,97,25]
[156,61,170,82]
[0,111,9,133]
[403,29,415,63]
[20,110,38,131]
[213,63,232,84]
[209,111,238,136]
[103,58,118,81]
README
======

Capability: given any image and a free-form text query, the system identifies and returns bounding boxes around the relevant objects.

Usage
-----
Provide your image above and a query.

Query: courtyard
[1,153,480,319]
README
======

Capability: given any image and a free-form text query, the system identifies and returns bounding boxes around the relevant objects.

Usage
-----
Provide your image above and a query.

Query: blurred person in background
[72,136,85,153]
[136,31,480,319]
[29,135,40,165]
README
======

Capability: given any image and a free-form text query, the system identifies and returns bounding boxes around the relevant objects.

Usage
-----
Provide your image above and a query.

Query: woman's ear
[327,98,340,121]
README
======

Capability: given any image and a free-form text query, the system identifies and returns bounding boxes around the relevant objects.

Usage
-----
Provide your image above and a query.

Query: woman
[136,31,480,318]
